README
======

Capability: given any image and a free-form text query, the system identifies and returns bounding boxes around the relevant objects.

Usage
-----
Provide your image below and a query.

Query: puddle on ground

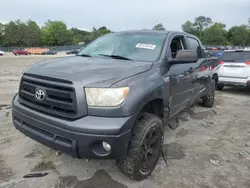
[245,180,250,188]
[162,143,185,160]
[31,161,56,172]
[212,173,230,188]
[55,169,127,188]
[0,155,12,183]
[25,150,42,158]
[207,139,225,149]
[176,128,189,137]
[197,183,211,188]
[0,104,8,109]
[0,138,10,145]
[188,110,217,120]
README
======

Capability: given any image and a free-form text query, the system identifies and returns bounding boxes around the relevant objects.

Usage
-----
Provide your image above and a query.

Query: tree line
[0,16,249,47]
[181,16,250,46]
[0,20,111,47]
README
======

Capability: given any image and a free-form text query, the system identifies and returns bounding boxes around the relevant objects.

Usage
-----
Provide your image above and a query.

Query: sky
[0,0,249,31]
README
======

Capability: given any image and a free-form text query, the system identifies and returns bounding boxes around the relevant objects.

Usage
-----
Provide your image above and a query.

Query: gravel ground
[0,55,250,188]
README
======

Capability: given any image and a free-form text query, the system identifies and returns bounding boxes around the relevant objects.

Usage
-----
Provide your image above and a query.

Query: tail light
[245,61,250,65]
[219,61,224,65]
[200,66,207,72]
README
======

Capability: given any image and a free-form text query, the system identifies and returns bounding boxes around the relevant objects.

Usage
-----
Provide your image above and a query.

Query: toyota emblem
[35,89,46,100]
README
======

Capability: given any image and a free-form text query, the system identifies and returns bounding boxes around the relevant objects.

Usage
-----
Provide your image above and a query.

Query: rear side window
[187,37,203,58]
[220,51,250,62]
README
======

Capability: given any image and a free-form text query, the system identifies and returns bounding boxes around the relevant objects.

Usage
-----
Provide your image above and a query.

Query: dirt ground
[0,55,250,188]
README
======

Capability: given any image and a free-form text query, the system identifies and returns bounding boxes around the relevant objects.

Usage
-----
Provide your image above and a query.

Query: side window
[170,36,187,58]
[187,37,203,58]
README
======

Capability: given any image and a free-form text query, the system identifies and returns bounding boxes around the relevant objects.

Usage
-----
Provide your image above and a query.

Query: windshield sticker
[136,43,156,50]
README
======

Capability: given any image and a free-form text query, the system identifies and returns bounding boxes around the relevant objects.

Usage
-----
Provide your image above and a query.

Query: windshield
[78,33,166,62]
[220,51,250,62]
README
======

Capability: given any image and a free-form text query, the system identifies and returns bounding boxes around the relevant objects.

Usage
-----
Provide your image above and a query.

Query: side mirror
[168,50,198,64]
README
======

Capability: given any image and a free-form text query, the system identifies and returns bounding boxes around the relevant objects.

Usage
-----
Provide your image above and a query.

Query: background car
[204,50,215,57]
[66,49,80,55]
[41,50,57,55]
[13,49,29,55]
[214,51,223,57]
[216,49,250,90]
[0,50,4,56]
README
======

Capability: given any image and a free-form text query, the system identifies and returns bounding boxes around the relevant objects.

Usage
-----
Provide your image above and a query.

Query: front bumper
[12,95,135,160]
[218,76,250,87]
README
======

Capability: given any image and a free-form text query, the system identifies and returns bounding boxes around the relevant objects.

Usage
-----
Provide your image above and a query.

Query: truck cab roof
[110,30,192,36]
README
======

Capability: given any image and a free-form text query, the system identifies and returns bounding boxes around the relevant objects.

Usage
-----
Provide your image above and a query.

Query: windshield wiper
[98,54,132,61]
[77,54,92,57]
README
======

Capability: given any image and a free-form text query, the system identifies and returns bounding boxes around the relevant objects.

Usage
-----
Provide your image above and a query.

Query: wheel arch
[132,83,169,124]
[138,98,164,120]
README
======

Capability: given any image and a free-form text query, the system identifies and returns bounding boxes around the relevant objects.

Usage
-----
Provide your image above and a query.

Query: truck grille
[19,73,77,119]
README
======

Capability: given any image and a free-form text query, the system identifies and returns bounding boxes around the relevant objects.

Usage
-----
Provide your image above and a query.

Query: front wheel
[117,113,163,181]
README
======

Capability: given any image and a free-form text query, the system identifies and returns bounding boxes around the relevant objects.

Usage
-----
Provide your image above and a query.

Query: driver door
[167,35,195,118]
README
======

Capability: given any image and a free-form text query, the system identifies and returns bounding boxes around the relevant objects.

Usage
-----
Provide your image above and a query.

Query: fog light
[102,141,111,151]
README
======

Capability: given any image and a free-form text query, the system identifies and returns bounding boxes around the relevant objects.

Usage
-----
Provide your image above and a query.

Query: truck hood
[25,56,152,87]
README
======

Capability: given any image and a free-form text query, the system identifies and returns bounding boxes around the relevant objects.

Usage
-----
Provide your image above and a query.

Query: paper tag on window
[136,43,156,50]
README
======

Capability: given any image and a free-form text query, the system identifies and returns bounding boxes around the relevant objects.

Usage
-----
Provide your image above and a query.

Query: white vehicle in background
[0,50,4,56]
[216,49,250,90]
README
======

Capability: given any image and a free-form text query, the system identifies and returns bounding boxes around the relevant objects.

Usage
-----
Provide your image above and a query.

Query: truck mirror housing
[168,50,198,64]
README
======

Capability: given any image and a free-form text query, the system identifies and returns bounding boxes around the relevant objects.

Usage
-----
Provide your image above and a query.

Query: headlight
[85,87,129,107]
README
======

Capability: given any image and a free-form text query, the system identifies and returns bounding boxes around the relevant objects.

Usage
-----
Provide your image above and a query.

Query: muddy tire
[117,113,163,181]
[203,79,215,108]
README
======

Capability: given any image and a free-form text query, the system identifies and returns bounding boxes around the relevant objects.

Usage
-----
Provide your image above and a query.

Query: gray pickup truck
[12,30,216,180]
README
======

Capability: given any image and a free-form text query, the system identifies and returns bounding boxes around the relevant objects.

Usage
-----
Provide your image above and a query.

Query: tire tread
[117,113,163,180]
[203,79,215,108]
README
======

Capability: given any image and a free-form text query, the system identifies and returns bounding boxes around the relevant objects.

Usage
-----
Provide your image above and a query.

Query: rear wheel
[216,83,224,90]
[203,79,215,108]
[117,113,163,181]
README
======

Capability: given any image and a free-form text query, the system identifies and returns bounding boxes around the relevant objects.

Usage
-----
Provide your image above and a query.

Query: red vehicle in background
[13,49,30,55]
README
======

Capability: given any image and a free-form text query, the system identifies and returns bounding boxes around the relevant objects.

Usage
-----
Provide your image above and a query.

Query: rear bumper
[12,94,135,160]
[218,76,250,87]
